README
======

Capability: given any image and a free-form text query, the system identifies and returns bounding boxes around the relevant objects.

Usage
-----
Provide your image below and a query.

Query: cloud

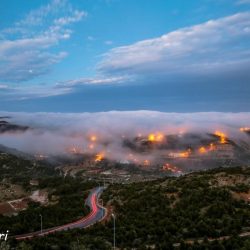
[98,12,250,80]
[0,48,68,82]
[56,75,133,88]
[237,0,250,4]
[54,10,87,26]
[87,36,95,41]
[16,0,67,27]
[0,111,249,165]
[0,84,72,101]
[104,40,113,45]
[0,84,8,89]
[0,75,132,101]
[0,0,87,83]
[33,12,250,101]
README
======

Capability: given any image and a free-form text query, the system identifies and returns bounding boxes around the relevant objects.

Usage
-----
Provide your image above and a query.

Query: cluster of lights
[162,163,182,174]
[214,131,227,144]
[179,150,191,158]
[143,159,150,166]
[148,133,164,142]
[198,143,216,154]
[240,127,250,132]
[95,153,104,162]
[65,129,233,166]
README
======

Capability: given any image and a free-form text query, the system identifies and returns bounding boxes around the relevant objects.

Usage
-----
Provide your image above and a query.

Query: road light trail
[15,186,106,240]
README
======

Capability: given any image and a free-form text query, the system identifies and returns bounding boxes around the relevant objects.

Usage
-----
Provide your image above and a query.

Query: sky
[0,0,250,112]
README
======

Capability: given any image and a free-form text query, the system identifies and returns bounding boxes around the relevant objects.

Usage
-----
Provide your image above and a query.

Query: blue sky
[0,0,250,112]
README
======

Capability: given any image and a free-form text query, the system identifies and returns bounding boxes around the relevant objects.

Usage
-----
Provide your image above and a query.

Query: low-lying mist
[0,111,249,165]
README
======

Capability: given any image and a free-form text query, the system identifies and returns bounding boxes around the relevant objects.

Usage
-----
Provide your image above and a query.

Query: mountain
[0,144,32,159]
[0,120,29,133]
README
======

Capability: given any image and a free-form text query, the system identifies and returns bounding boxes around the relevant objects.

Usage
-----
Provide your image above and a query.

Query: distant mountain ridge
[0,119,29,133]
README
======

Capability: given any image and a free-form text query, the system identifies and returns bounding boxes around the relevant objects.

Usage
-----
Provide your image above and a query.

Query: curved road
[15,186,106,240]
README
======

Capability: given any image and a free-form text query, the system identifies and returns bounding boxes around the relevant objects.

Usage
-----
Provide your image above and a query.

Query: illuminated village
[32,128,248,183]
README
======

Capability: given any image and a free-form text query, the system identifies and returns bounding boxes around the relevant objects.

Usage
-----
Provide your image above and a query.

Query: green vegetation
[5,166,250,249]
[0,177,96,235]
[0,153,59,188]
[1,152,250,249]
[98,169,250,248]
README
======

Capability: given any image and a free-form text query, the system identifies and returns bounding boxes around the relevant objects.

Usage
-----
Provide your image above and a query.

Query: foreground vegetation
[0,152,59,187]
[0,152,250,249]
[2,166,248,249]
[0,177,96,235]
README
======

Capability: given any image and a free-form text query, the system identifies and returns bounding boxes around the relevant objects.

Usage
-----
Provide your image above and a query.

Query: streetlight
[39,214,43,234]
[111,213,116,250]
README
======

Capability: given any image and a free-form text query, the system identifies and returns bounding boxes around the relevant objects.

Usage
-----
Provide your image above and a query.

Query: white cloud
[0,84,8,89]
[105,40,113,45]
[0,75,132,100]
[0,0,87,83]
[54,10,87,26]
[15,87,72,100]
[56,75,133,88]
[237,0,250,4]
[1,0,67,37]
[0,83,72,100]
[98,12,250,79]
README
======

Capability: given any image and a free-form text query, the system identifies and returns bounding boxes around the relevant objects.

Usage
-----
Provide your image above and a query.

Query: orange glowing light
[162,163,182,174]
[156,133,164,142]
[148,133,164,142]
[90,135,97,142]
[209,143,216,151]
[179,151,190,158]
[143,160,150,166]
[148,134,155,142]
[95,153,104,162]
[240,127,250,132]
[199,147,207,154]
[214,131,227,144]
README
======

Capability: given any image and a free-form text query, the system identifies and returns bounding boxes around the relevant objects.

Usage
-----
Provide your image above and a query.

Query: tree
[0,241,10,250]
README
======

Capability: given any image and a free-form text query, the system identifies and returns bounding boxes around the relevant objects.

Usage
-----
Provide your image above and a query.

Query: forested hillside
[4,166,250,249]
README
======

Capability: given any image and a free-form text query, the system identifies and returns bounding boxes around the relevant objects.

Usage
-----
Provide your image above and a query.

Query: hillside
[4,165,250,249]
[0,151,59,185]
[0,120,29,133]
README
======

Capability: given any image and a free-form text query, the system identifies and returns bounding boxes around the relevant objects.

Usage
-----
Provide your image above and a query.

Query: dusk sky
[0,0,250,112]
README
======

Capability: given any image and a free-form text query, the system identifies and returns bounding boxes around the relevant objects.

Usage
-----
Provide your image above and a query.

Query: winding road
[15,186,106,240]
